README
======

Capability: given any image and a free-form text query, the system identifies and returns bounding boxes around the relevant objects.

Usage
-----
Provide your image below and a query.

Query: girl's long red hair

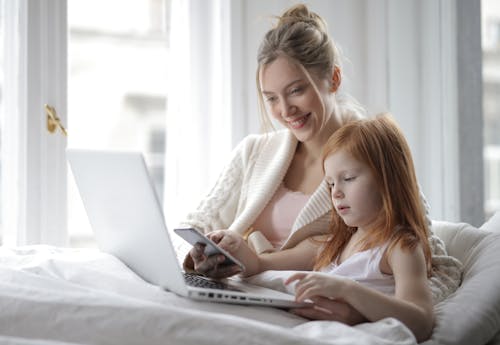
[315,114,432,275]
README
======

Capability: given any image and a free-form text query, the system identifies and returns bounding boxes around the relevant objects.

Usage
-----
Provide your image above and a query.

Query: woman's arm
[180,136,259,277]
[286,244,434,342]
[289,296,367,325]
[181,135,259,235]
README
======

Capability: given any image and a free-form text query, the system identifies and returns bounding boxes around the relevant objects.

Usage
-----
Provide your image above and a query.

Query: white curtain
[163,0,233,230]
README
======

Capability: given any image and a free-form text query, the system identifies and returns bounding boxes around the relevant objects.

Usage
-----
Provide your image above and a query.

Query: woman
[181,4,461,323]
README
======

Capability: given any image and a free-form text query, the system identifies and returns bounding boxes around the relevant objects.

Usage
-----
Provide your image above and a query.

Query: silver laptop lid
[67,149,188,296]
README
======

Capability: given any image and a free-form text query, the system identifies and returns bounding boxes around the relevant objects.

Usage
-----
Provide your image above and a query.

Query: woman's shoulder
[241,129,291,143]
[238,129,294,152]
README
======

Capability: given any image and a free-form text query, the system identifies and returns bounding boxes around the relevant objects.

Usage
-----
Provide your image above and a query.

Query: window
[67,0,170,247]
[0,0,230,247]
[482,0,500,219]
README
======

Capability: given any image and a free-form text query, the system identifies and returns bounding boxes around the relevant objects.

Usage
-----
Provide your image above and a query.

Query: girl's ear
[330,66,341,93]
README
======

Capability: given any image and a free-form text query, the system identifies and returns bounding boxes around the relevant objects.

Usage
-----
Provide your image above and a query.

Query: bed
[0,212,499,345]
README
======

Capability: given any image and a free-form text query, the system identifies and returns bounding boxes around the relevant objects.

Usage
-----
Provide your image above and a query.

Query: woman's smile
[287,113,311,129]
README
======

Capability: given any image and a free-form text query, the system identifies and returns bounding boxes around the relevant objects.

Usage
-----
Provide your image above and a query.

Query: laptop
[67,149,308,308]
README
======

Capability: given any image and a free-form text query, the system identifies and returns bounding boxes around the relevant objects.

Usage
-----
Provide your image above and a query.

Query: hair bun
[277,4,327,33]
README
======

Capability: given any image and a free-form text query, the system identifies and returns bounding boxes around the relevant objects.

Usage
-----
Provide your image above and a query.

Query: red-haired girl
[209,114,434,341]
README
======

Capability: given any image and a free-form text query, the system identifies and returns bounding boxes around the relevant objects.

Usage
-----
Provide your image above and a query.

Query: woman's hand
[289,296,366,325]
[183,230,243,279]
[207,230,244,253]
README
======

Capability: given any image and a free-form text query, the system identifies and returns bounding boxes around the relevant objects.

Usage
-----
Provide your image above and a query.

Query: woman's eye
[266,96,277,103]
[290,87,302,95]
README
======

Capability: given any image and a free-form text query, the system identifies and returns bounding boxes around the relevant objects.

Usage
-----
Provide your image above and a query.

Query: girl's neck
[351,224,383,251]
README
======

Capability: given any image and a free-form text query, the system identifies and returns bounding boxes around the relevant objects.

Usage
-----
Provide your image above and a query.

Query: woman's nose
[281,100,297,118]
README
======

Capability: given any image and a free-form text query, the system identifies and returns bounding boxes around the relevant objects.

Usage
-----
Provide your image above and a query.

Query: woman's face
[260,56,335,143]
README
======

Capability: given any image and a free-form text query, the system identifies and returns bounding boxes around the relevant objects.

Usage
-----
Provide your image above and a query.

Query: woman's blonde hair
[315,114,432,275]
[256,4,364,132]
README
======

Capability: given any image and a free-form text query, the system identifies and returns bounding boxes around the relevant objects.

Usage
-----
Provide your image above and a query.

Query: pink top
[252,183,311,248]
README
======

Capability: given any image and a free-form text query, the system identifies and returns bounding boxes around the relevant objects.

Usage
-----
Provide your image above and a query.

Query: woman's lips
[287,113,310,129]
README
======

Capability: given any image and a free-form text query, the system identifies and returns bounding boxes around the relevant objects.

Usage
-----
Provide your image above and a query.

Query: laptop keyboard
[184,273,243,292]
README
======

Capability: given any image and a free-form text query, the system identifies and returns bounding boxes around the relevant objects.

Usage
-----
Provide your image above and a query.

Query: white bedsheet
[0,245,417,345]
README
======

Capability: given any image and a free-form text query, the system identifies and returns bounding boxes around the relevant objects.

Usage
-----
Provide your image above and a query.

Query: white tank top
[321,244,396,295]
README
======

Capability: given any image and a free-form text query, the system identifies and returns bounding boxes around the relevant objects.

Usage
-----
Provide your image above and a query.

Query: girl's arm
[286,244,434,342]
[209,231,323,277]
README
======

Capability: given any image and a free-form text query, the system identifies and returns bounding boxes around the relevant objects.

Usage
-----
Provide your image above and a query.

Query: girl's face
[259,56,335,143]
[324,149,382,231]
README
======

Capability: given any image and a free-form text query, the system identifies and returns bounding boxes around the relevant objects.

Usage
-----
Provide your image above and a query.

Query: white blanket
[0,245,417,345]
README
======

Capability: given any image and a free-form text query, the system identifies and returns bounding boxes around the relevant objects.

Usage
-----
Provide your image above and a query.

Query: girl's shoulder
[385,241,427,274]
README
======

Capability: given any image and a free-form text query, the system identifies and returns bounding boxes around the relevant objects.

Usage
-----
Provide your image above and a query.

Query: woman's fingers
[188,242,240,278]
[194,253,223,273]
[207,230,241,253]
[190,243,206,262]
[203,263,241,279]
[290,297,366,325]
[290,306,334,320]
[206,231,224,243]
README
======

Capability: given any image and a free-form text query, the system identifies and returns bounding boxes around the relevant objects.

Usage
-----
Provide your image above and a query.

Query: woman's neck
[298,115,342,160]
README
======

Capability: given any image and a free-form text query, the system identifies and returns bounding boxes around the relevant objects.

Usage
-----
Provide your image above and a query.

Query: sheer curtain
[163,0,234,230]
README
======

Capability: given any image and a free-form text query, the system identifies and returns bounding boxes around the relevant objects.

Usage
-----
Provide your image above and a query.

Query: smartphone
[174,228,245,271]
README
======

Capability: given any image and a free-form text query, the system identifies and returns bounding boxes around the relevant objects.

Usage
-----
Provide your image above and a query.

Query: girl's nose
[331,186,344,199]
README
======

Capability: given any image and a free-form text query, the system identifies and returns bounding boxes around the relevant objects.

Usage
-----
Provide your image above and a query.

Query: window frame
[1,0,68,245]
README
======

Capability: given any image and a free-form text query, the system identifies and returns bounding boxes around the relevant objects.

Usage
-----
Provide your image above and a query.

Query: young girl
[208,114,434,342]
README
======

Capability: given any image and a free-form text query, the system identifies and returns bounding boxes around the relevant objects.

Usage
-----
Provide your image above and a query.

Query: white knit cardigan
[182,129,332,252]
[181,129,462,302]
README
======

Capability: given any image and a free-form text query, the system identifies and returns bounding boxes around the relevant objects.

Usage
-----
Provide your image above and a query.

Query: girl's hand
[285,272,351,302]
[207,230,244,254]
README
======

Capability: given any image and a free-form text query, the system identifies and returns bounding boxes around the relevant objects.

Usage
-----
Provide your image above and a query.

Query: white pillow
[481,211,500,233]
[424,221,500,345]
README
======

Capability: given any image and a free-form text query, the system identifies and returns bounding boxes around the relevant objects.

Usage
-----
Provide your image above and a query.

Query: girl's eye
[344,176,356,182]
[290,87,302,95]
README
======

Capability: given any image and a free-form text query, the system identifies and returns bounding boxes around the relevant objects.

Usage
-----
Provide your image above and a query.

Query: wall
[229,0,484,224]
